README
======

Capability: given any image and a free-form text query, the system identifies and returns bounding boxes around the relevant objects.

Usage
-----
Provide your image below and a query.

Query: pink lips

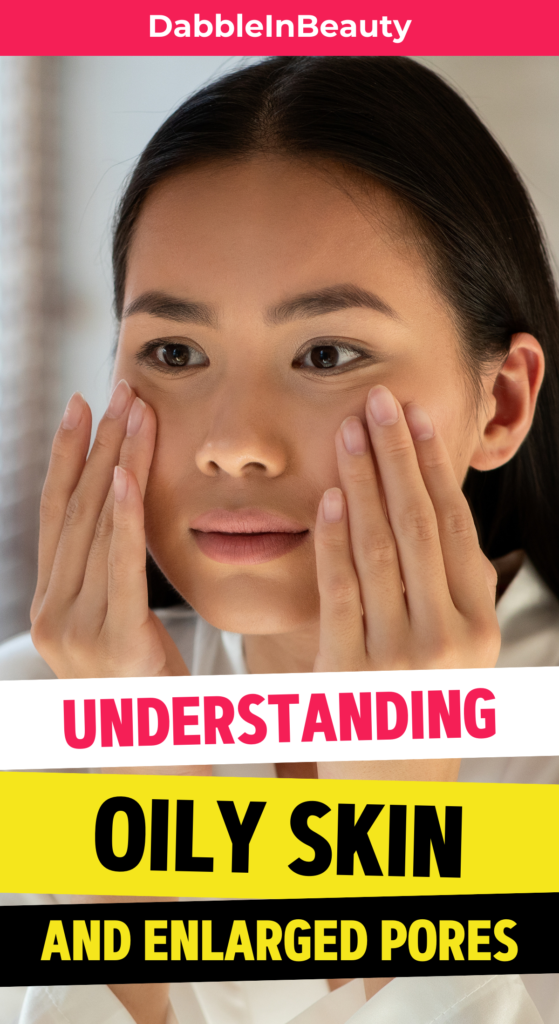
[190,508,309,565]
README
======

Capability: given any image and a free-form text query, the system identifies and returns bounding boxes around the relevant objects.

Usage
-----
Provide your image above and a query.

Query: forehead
[124,155,444,322]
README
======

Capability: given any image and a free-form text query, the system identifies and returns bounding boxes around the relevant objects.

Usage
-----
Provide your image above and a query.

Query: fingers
[46,379,135,605]
[105,467,152,662]
[364,387,450,627]
[334,417,407,651]
[482,553,498,602]
[33,393,92,618]
[118,397,157,497]
[77,398,157,626]
[319,385,498,672]
[404,402,496,620]
[314,488,365,670]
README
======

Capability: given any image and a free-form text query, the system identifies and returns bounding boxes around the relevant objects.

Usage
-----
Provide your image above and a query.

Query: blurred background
[0,55,558,641]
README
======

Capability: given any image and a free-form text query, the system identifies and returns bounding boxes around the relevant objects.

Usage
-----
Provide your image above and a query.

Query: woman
[1,56,558,1023]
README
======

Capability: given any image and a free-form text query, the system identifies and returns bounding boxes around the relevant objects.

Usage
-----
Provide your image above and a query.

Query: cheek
[295,409,343,489]
[390,352,478,482]
[143,421,194,521]
[139,401,200,549]
[432,401,480,483]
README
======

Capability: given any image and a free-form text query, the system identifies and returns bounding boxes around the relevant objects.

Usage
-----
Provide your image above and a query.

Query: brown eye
[310,345,340,369]
[159,344,189,366]
[297,341,365,372]
[155,343,207,368]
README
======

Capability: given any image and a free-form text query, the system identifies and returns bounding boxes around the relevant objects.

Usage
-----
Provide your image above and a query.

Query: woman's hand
[313,386,498,995]
[314,385,500,674]
[30,380,189,679]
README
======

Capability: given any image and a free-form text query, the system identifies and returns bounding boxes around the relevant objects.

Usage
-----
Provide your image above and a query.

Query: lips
[190,508,309,565]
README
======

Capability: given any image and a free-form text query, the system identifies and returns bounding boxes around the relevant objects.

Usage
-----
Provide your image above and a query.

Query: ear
[469,333,545,471]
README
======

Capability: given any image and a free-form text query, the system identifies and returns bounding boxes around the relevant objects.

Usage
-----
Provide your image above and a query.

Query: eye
[136,338,209,372]
[155,342,208,368]
[295,341,367,372]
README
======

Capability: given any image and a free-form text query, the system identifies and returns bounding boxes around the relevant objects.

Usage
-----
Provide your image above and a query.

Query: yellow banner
[1,772,557,898]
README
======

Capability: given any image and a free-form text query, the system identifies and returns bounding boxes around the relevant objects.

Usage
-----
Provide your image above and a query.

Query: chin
[174,573,319,636]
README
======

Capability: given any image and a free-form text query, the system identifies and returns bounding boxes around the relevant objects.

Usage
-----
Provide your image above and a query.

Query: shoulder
[497,557,559,667]
[0,608,200,681]
[352,975,542,1023]
[0,632,55,680]
[13,983,135,1023]
[0,608,245,680]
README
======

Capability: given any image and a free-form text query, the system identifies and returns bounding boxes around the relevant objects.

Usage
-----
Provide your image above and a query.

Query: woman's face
[114,156,486,635]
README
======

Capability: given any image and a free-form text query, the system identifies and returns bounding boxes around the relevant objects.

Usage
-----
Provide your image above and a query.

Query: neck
[243,622,319,674]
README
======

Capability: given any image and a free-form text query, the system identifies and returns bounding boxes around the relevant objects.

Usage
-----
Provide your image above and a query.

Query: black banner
[1,893,557,985]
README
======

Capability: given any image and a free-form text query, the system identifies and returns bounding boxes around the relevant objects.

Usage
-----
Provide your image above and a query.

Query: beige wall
[422,57,559,271]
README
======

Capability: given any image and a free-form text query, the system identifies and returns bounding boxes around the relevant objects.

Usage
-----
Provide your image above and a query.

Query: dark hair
[113,56,559,601]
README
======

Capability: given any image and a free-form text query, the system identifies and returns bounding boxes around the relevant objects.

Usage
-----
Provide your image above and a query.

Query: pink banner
[2,0,558,56]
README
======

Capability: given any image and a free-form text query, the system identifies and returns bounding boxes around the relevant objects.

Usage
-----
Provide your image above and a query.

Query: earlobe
[469,333,545,472]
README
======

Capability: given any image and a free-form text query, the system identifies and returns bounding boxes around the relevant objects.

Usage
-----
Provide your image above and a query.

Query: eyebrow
[122,283,398,328]
[266,284,398,324]
[123,291,216,328]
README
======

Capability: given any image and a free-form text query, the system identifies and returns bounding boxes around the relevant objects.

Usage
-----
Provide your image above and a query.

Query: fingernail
[341,417,367,455]
[323,487,344,523]
[113,466,128,502]
[126,397,146,438]
[107,379,131,420]
[405,403,434,441]
[61,392,84,431]
[368,385,399,426]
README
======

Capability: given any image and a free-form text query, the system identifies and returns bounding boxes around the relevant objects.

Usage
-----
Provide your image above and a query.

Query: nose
[194,392,289,479]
